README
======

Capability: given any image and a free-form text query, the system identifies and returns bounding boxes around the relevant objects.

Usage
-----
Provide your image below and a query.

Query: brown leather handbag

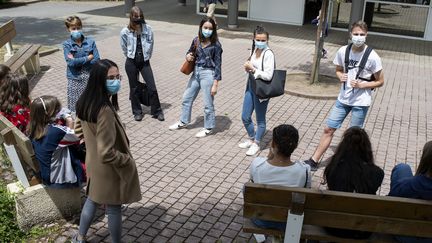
[180,39,198,75]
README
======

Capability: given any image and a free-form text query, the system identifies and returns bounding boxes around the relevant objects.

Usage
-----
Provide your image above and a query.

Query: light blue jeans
[180,67,215,129]
[326,100,369,129]
[241,79,269,143]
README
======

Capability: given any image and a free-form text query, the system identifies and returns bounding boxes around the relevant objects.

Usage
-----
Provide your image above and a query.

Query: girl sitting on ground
[0,73,31,133]
[28,95,83,188]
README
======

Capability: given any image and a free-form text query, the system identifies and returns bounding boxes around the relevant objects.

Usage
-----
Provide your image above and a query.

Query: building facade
[196,0,432,40]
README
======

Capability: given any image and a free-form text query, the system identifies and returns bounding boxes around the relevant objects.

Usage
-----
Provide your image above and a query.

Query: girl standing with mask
[121,6,164,122]
[73,59,141,243]
[239,26,275,156]
[169,17,223,138]
[63,16,100,113]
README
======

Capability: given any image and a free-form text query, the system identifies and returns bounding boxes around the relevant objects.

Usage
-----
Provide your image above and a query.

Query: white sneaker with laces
[169,121,187,130]
[246,143,260,156]
[238,140,253,149]
[195,128,213,138]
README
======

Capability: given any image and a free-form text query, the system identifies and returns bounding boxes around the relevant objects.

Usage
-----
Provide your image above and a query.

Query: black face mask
[133,18,145,25]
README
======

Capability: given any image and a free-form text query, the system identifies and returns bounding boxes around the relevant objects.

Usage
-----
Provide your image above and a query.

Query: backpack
[343,43,376,90]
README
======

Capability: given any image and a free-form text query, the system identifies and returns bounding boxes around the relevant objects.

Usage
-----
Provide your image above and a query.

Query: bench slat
[0,20,16,47]
[5,44,41,73]
[244,183,432,220]
[244,183,432,238]
[244,219,396,243]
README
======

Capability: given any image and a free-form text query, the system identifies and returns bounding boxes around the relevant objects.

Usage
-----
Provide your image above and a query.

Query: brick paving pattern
[10,1,432,242]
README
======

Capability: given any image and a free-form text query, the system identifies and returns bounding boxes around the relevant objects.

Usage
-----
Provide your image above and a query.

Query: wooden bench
[243,182,432,242]
[1,115,81,230]
[0,20,41,75]
[0,115,39,187]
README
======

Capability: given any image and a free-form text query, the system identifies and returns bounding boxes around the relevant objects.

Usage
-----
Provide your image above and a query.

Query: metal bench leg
[284,210,304,243]
[4,144,30,188]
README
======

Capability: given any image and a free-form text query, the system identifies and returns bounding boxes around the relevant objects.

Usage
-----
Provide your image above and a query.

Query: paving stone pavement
[16,2,432,243]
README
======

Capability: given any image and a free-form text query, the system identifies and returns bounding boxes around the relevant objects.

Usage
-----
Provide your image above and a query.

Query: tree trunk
[310,0,329,85]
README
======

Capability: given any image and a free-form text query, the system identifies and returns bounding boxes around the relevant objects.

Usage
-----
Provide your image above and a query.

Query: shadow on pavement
[0,16,110,46]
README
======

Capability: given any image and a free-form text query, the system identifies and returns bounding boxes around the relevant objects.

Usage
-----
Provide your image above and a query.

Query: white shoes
[246,143,260,156]
[238,140,253,149]
[195,128,213,138]
[169,121,187,130]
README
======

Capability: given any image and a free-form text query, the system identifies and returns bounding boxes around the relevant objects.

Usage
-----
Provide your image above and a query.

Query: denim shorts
[326,100,369,129]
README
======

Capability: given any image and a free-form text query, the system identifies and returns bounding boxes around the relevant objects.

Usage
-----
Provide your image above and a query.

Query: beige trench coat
[77,106,141,205]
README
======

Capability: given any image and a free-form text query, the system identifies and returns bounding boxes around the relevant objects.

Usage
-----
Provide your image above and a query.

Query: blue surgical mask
[106,79,121,95]
[202,29,213,38]
[70,30,83,41]
[255,40,267,49]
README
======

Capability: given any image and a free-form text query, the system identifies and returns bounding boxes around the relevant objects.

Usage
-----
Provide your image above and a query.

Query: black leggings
[125,58,162,115]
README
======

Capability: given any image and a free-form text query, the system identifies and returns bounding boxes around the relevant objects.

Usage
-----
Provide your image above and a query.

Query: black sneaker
[305,158,319,171]
[134,114,144,121]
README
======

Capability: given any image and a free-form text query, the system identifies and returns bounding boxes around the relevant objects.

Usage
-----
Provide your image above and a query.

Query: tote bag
[250,50,286,99]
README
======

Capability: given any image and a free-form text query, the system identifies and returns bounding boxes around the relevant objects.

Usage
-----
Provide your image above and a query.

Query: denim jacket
[63,36,100,80]
[120,24,154,60]
[187,37,223,81]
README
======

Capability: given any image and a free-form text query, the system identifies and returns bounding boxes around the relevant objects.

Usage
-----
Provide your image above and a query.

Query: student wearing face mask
[305,20,385,171]
[120,6,164,122]
[72,59,141,243]
[238,26,275,156]
[169,17,223,138]
[63,16,100,113]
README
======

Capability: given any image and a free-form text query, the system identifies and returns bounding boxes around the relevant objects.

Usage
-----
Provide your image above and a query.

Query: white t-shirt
[333,45,382,107]
[250,47,275,81]
[249,157,311,188]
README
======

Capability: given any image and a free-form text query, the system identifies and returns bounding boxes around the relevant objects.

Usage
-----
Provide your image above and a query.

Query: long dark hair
[198,17,218,44]
[417,141,432,177]
[0,73,30,113]
[324,127,375,184]
[76,59,119,123]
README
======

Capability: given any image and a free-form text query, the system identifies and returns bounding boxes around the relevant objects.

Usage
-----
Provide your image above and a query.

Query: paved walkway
[3,0,432,242]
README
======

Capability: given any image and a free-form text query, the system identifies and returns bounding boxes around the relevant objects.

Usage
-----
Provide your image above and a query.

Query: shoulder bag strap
[304,166,309,188]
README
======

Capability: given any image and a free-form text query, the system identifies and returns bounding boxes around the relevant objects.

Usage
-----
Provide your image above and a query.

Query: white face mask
[351,35,366,47]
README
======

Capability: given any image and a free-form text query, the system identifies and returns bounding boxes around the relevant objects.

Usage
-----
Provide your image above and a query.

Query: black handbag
[134,81,150,106]
[250,50,286,99]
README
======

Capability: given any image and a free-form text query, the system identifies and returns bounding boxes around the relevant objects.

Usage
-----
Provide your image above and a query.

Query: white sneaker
[195,128,213,138]
[238,140,253,149]
[246,143,260,156]
[253,233,266,243]
[169,121,187,130]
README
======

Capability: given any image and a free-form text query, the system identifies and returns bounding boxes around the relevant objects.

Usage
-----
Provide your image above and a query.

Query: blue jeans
[326,100,369,129]
[241,80,269,143]
[180,67,215,129]
[252,218,286,231]
[79,198,122,243]
[391,164,431,243]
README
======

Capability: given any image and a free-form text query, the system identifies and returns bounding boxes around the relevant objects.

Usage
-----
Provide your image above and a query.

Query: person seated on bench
[28,95,83,188]
[0,64,11,84]
[389,141,432,243]
[0,73,31,134]
[323,126,384,239]
[249,124,311,231]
